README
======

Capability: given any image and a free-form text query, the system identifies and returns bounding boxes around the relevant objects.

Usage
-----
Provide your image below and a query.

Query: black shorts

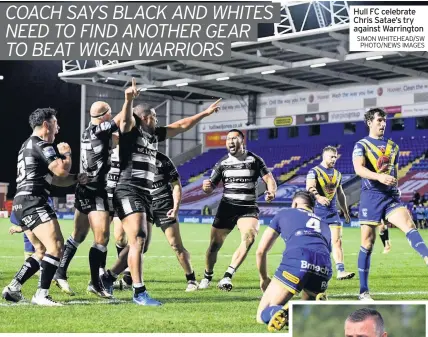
[74,185,109,215]
[113,185,152,221]
[213,201,259,230]
[12,195,57,230]
[107,191,117,218]
[151,198,176,228]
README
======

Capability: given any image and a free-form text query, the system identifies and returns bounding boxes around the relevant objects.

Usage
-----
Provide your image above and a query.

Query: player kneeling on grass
[255,190,332,332]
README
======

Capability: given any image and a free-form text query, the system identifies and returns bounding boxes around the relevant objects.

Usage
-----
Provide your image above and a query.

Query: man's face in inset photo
[345,318,387,337]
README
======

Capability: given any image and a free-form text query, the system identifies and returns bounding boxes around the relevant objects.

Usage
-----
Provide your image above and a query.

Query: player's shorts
[74,184,109,215]
[274,247,332,295]
[359,190,405,226]
[107,191,117,218]
[314,207,341,227]
[151,198,176,228]
[12,195,57,231]
[113,185,152,221]
[213,201,259,230]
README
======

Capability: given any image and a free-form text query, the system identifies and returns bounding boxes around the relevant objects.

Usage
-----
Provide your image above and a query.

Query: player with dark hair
[345,308,387,337]
[112,97,221,305]
[306,145,354,280]
[199,129,277,291]
[53,80,138,297]
[353,107,428,300]
[102,151,198,293]
[2,108,85,306]
[255,190,332,332]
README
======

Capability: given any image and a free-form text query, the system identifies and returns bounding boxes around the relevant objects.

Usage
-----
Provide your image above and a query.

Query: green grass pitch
[0,218,427,332]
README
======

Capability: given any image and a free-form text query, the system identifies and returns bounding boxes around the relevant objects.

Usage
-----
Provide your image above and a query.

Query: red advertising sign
[205,131,246,148]
[399,171,428,202]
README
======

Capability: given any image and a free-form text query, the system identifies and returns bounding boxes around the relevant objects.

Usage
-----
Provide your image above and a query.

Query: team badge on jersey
[42,146,56,159]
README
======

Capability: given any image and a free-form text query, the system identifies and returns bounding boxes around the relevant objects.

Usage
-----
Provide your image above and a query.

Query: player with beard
[306,146,354,281]
[198,129,277,291]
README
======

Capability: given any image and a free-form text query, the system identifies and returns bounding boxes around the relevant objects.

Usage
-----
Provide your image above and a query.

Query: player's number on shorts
[16,160,25,183]
[306,217,321,233]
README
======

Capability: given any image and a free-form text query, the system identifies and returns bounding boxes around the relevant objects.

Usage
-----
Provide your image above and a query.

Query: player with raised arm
[353,107,428,301]
[102,151,198,292]
[255,191,332,332]
[112,97,221,305]
[198,129,277,291]
[306,146,354,280]
[2,108,85,306]
[53,79,139,297]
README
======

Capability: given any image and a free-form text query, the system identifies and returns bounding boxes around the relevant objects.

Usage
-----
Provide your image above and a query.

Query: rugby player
[103,151,198,292]
[112,98,221,305]
[353,107,428,300]
[2,108,84,306]
[199,129,277,291]
[306,145,354,280]
[53,79,139,297]
[255,190,331,332]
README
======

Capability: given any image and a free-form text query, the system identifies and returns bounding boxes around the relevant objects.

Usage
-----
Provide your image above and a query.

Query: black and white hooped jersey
[210,150,270,206]
[15,136,61,198]
[117,124,167,194]
[150,152,180,202]
[106,146,120,195]
[80,120,118,190]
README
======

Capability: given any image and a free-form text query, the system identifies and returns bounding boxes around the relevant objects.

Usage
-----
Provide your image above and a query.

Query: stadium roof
[59,1,428,103]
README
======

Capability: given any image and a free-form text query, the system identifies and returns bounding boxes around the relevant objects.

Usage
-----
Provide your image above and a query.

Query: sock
[123,270,132,286]
[186,271,196,282]
[39,254,60,290]
[133,283,146,296]
[204,270,213,281]
[100,250,108,270]
[116,244,125,257]
[23,234,35,253]
[89,243,107,287]
[358,246,372,294]
[11,256,41,290]
[383,227,390,242]
[261,305,284,324]
[336,263,345,272]
[223,266,236,279]
[56,236,79,279]
[108,269,118,280]
[406,229,428,258]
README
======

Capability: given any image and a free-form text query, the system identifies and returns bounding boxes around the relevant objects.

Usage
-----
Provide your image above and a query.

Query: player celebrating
[53,80,139,297]
[306,146,354,280]
[112,98,221,305]
[102,151,198,292]
[353,107,428,301]
[198,129,277,291]
[2,108,82,306]
[255,191,332,332]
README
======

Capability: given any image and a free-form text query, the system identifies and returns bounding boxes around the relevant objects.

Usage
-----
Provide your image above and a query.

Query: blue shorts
[359,190,405,226]
[315,207,341,227]
[274,248,332,295]
[10,211,18,225]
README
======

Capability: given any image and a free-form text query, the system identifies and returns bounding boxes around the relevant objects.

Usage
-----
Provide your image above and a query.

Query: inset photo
[291,303,426,337]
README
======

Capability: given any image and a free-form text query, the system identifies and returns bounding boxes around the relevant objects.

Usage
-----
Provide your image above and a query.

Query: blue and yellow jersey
[269,208,331,255]
[307,165,342,211]
[353,136,399,194]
